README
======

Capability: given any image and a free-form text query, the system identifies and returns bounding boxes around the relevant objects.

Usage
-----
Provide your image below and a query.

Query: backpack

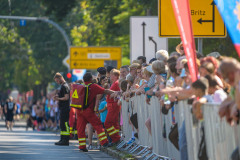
[70,83,92,109]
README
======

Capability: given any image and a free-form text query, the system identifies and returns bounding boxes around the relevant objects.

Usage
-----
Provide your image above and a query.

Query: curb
[101,146,137,160]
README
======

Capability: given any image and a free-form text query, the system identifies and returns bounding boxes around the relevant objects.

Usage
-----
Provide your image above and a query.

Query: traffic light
[66,73,72,79]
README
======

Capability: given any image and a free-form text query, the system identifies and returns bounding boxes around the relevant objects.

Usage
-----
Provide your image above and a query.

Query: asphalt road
[0,120,115,160]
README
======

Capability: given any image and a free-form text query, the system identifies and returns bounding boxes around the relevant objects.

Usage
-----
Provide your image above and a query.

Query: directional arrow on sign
[74,51,78,56]
[197,1,216,32]
[197,18,212,24]
[149,36,157,58]
[142,22,146,57]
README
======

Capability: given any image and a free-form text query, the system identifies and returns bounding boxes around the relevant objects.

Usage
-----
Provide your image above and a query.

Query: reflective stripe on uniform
[79,142,86,146]
[115,129,119,133]
[84,83,92,106]
[73,130,77,134]
[65,122,69,132]
[106,126,115,132]
[78,138,86,141]
[109,129,118,136]
[99,136,107,142]
[60,131,70,135]
[98,132,105,137]
[70,104,82,108]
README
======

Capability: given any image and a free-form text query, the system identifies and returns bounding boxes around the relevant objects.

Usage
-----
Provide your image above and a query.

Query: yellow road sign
[70,47,122,69]
[158,0,226,37]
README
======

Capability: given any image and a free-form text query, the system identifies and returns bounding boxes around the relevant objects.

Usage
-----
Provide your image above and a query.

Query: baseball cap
[146,65,154,73]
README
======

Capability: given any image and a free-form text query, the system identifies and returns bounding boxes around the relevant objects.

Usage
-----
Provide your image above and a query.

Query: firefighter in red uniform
[69,107,77,138]
[69,83,77,138]
[105,69,121,145]
[70,72,116,152]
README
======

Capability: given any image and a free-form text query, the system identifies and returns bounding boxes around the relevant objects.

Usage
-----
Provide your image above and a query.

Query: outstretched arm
[104,89,115,95]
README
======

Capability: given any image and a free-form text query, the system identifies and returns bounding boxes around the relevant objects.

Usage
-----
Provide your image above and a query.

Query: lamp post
[0,15,71,71]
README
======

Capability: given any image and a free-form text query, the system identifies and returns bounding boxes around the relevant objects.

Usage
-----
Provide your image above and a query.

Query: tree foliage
[0,0,238,100]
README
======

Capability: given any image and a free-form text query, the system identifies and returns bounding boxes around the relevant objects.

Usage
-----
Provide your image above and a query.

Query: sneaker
[88,144,93,150]
[80,148,88,152]
[127,138,135,144]
[95,145,101,150]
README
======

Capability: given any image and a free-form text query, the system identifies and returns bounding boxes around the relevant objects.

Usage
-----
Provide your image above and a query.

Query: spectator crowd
[1,42,240,159]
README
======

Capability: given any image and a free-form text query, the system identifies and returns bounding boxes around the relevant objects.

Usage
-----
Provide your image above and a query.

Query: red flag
[171,0,198,82]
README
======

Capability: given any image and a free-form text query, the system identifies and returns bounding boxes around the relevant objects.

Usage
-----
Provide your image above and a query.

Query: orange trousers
[76,107,108,149]
[104,102,121,143]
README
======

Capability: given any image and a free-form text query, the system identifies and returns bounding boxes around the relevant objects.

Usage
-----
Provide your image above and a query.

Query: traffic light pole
[0,15,71,72]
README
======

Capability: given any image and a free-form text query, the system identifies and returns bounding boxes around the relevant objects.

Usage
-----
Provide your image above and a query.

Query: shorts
[6,114,14,122]
[16,109,20,114]
[50,117,55,123]
[31,116,36,121]
[36,117,43,123]
[45,112,50,120]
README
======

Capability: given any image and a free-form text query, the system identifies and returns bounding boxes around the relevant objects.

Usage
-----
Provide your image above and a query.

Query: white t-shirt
[213,89,227,103]
[31,105,36,117]
[54,101,58,112]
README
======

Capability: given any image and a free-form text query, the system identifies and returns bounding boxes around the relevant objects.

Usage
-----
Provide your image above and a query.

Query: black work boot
[55,137,69,145]
[55,139,69,146]
[79,148,88,152]
[55,135,63,145]
[55,135,69,146]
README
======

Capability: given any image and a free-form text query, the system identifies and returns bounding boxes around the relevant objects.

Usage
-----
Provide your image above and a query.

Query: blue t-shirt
[98,101,108,123]
[45,99,49,113]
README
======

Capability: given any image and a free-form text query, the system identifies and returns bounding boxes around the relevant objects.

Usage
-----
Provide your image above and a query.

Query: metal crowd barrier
[119,95,240,160]
[121,99,132,141]
[135,95,152,147]
[203,103,239,160]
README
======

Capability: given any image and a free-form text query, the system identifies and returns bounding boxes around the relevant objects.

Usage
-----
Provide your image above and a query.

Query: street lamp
[0,15,71,72]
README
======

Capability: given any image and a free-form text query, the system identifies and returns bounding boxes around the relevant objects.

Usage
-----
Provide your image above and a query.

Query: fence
[119,95,240,160]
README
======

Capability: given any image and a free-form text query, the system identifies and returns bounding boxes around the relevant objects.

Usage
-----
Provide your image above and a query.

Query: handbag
[129,100,138,129]
[161,102,175,115]
[168,123,179,150]
[130,113,138,129]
